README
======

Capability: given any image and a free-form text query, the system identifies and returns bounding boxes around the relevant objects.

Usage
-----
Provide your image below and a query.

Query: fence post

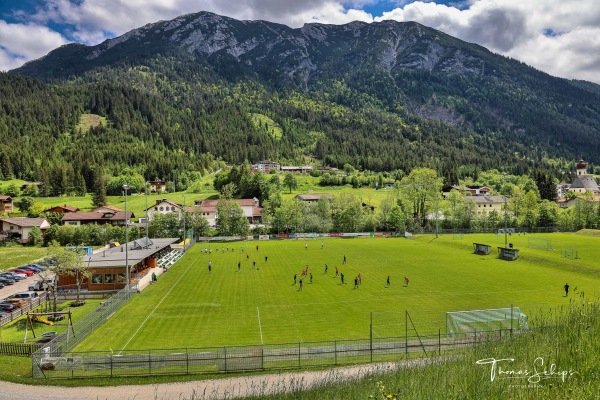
[474,330,477,344]
[149,350,152,375]
[334,340,337,365]
[370,312,373,363]
[110,354,113,378]
[298,342,301,368]
[224,347,227,372]
[186,348,189,375]
[405,310,408,358]
[438,329,441,355]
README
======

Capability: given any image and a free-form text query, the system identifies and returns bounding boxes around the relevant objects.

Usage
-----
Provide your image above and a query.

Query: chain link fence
[32,328,517,379]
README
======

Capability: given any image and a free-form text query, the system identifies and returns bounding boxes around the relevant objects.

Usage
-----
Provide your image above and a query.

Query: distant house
[148,179,167,193]
[466,186,491,196]
[294,194,334,203]
[568,160,599,195]
[45,205,80,214]
[146,199,183,221]
[194,198,263,226]
[0,196,13,213]
[62,210,134,227]
[0,217,50,243]
[465,195,505,215]
[281,166,313,174]
[251,160,281,173]
[188,204,218,227]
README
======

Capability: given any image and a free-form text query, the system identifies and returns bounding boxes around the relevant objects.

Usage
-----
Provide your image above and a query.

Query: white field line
[257,306,264,345]
[118,251,201,355]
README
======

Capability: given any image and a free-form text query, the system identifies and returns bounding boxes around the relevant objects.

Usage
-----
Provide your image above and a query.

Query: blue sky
[1,1,600,83]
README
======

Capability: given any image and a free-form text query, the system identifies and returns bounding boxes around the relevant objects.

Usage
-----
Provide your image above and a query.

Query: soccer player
[404,276,409,286]
[299,279,303,291]
[294,274,297,284]
[386,276,390,287]
[325,264,328,274]
[208,261,212,272]
[310,273,313,284]
[564,282,569,297]
[238,261,241,272]
[343,255,346,264]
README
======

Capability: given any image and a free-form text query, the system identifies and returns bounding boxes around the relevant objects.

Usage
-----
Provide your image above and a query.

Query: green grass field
[71,232,600,352]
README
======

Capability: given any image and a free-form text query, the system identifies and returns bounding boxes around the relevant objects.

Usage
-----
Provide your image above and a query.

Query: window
[159,206,164,211]
[117,274,126,283]
[104,274,115,284]
[171,206,176,211]
[91,274,103,284]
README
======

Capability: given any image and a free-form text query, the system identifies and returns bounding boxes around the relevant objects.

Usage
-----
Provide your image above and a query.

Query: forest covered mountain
[3,11,600,189]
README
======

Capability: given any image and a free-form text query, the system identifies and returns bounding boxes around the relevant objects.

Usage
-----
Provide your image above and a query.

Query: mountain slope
[8,11,600,180]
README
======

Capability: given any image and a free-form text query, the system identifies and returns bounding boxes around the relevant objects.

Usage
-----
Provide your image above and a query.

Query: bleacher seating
[157,249,183,269]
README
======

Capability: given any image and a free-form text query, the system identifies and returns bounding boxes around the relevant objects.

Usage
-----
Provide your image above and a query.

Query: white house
[568,160,599,195]
[146,199,183,221]
[0,217,50,243]
[465,195,505,216]
[194,198,263,226]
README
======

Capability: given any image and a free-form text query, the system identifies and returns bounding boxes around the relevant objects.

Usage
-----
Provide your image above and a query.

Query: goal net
[562,248,579,259]
[528,237,553,250]
[446,307,528,337]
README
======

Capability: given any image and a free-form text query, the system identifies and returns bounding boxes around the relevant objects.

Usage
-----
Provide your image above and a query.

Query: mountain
[6,11,600,184]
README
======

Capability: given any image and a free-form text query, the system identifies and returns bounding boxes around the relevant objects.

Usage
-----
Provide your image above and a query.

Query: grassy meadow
[72,231,600,352]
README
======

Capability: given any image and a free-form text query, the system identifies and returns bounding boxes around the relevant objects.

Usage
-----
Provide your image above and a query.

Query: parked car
[0,272,24,281]
[11,268,34,276]
[0,277,15,285]
[0,302,17,312]
[19,265,41,273]
[4,298,29,308]
[29,278,56,291]
[0,282,4,289]
[30,263,48,271]
[8,291,39,300]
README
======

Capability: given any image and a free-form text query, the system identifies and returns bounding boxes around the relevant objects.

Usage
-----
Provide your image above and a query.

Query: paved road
[0,269,45,300]
[0,361,420,400]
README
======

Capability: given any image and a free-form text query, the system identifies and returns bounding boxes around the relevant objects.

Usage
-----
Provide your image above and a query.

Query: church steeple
[576,159,587,176]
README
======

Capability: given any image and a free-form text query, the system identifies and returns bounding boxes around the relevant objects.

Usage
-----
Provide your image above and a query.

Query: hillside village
[0,159,598,246]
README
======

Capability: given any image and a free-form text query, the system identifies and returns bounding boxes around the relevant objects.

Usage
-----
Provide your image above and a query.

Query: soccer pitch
[74,232,600,352]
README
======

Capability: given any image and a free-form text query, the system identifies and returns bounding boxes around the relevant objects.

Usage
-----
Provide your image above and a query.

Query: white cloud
[0,20,68,71]
[2,0,599,83]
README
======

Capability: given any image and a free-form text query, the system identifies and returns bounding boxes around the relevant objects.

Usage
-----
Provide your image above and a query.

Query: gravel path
[0,361,423,400]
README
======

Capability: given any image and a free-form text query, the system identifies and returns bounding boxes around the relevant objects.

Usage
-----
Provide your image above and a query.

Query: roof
[91,205,123,213]
[195,199,258,207]
[146,199,182,210]
[1,217,50,228]
[294,194,333,201]
[464,195,505,204]
[46,205,79,213]
[577,159,587,169]
[62,211,134,222]
[185,205,217,213]
[83,238,179,269]
[0,195,12,201]
[571,175,599,191]
[253,207,263,216]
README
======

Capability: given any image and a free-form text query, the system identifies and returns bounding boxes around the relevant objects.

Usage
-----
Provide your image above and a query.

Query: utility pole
[123,184,130,289]
[183,194,187,252]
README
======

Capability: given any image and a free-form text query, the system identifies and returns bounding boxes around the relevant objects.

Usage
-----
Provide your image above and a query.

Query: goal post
[527,237,553,250]
[562,248,579,259]
[446,307,528,337]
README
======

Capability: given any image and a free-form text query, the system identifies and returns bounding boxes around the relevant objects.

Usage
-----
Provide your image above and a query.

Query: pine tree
[92,167,107,207]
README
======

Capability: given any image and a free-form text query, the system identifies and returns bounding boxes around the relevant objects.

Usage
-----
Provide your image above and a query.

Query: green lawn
[0,247,50,270]
[73,232,600,352]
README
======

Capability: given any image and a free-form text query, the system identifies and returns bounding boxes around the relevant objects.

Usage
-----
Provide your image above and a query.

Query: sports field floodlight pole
[123,184,130,289]
[502,173,508,248]
[435,177,440,239]
[183,194,187,253]
[145,181,149,244]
